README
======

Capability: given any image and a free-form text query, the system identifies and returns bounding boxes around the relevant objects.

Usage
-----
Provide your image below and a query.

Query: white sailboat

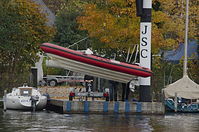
[4,84,47,110]
[163,0,199,112]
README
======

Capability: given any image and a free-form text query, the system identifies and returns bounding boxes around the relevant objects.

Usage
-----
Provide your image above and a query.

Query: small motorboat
[4,84,47,111]
[40,43,152,83]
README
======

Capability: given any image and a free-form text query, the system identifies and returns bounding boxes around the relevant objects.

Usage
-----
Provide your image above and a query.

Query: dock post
[174,92,178,112]
[3,90,7,111]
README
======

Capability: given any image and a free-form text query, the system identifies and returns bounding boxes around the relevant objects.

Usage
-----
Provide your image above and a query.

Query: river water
[0,109,199,132]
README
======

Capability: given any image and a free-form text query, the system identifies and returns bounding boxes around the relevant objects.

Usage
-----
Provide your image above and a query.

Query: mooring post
[3,90,7,111]
[174,92,178,112]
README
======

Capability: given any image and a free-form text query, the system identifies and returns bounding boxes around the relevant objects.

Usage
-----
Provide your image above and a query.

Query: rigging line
[126,47,130,62]
[133,44,139,64]
[128,44,136,63]
[67,37,89,49]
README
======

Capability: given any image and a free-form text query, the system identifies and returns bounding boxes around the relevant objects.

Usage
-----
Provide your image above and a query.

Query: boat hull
[47,53,137,83]
[5,95,47,110]
[41,43,152,83]
[165,99,199,113]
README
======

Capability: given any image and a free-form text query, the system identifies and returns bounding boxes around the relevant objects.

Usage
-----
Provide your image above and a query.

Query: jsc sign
[140,22,151,85]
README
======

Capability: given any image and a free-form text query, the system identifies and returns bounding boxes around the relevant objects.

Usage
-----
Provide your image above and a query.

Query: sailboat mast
[183,0,189,76]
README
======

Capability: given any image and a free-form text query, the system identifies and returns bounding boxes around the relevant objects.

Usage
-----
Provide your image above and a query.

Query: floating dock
[47,99,165,114]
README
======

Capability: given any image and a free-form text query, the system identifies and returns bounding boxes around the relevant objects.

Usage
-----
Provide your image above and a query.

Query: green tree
[0,0,54,93]
[43,0,65,14]
[53,0,90,49]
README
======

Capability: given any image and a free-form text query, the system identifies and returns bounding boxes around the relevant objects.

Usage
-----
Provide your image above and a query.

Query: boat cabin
[19,88,32,96]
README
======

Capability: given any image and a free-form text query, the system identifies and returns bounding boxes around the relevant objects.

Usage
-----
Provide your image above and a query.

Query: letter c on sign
[141,49,148,58]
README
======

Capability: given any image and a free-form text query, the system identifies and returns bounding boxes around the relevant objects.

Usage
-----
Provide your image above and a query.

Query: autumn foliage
[0,0,54,91]
[77,0,199,52]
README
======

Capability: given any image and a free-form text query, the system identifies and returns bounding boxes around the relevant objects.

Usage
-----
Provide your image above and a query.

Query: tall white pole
[183,0,189,76]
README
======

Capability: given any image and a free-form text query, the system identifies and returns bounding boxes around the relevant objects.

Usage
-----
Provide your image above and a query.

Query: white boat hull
[46,53,137,83]
[5,96,47,110]
[4,85,47,111]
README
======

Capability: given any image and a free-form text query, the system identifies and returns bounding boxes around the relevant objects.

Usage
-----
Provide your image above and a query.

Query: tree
[188,59,199,84]
[0,0,54,92]
[53,0,90,49]
[157,0,199,41]
[43,0,66,14]
[77,0,199,52]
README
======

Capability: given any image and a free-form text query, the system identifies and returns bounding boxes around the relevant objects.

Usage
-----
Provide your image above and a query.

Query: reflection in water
[151,113,199,132]
[0,109,199,132]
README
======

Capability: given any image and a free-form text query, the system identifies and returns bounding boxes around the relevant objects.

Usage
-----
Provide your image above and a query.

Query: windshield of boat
[19,88,32,96]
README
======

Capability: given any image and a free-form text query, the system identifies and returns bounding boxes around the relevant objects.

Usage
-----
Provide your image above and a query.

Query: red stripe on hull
[40,43,152,77]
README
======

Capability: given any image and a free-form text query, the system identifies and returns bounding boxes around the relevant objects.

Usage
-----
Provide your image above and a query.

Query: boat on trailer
[40,43,152,83]
[4,84,47,111]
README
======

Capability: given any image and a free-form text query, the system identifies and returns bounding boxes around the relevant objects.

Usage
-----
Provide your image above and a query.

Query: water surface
[0,109,199,132]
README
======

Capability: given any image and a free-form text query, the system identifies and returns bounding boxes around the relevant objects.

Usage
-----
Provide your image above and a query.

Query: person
[84,75,94,92]
[109,80,118,101]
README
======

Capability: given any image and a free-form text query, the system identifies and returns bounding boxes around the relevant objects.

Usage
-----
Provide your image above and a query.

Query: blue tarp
[163,40,199,63]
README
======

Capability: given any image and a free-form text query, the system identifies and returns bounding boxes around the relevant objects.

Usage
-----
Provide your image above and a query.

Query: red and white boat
[40,43,152,83]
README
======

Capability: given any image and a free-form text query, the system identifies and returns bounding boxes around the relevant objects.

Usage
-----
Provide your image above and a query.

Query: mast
[183,0,189,76]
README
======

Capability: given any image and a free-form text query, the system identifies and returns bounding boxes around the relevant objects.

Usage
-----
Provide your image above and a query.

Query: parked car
[39,75,85,87]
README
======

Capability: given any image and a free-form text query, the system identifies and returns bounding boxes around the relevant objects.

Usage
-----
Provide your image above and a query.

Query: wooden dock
[47,99,165,114]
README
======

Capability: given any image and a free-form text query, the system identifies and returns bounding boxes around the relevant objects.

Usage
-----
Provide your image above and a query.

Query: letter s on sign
[141,37,147,46]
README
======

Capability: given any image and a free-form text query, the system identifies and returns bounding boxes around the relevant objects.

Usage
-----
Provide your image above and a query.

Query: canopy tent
[163,75,199,99]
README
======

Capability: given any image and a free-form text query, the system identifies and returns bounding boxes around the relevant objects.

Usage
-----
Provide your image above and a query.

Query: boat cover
[163,75,199,99]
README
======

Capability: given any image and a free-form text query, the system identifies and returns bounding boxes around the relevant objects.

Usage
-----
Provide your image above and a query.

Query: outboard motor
[31,95,39,112]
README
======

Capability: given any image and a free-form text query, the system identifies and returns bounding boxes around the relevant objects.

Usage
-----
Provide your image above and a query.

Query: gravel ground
[38,86,85,99]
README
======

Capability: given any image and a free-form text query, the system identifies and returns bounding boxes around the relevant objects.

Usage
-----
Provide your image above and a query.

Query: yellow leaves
[77,0,198,52]
[100,36,110,43]
[4,0,54,45]
[164,39,178,48]
[153,11,169,23]
[77,1,140,49]
[78,6,115,38]
[86,4,96,10]
[155,0,198,43]
[108,0,126,6]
